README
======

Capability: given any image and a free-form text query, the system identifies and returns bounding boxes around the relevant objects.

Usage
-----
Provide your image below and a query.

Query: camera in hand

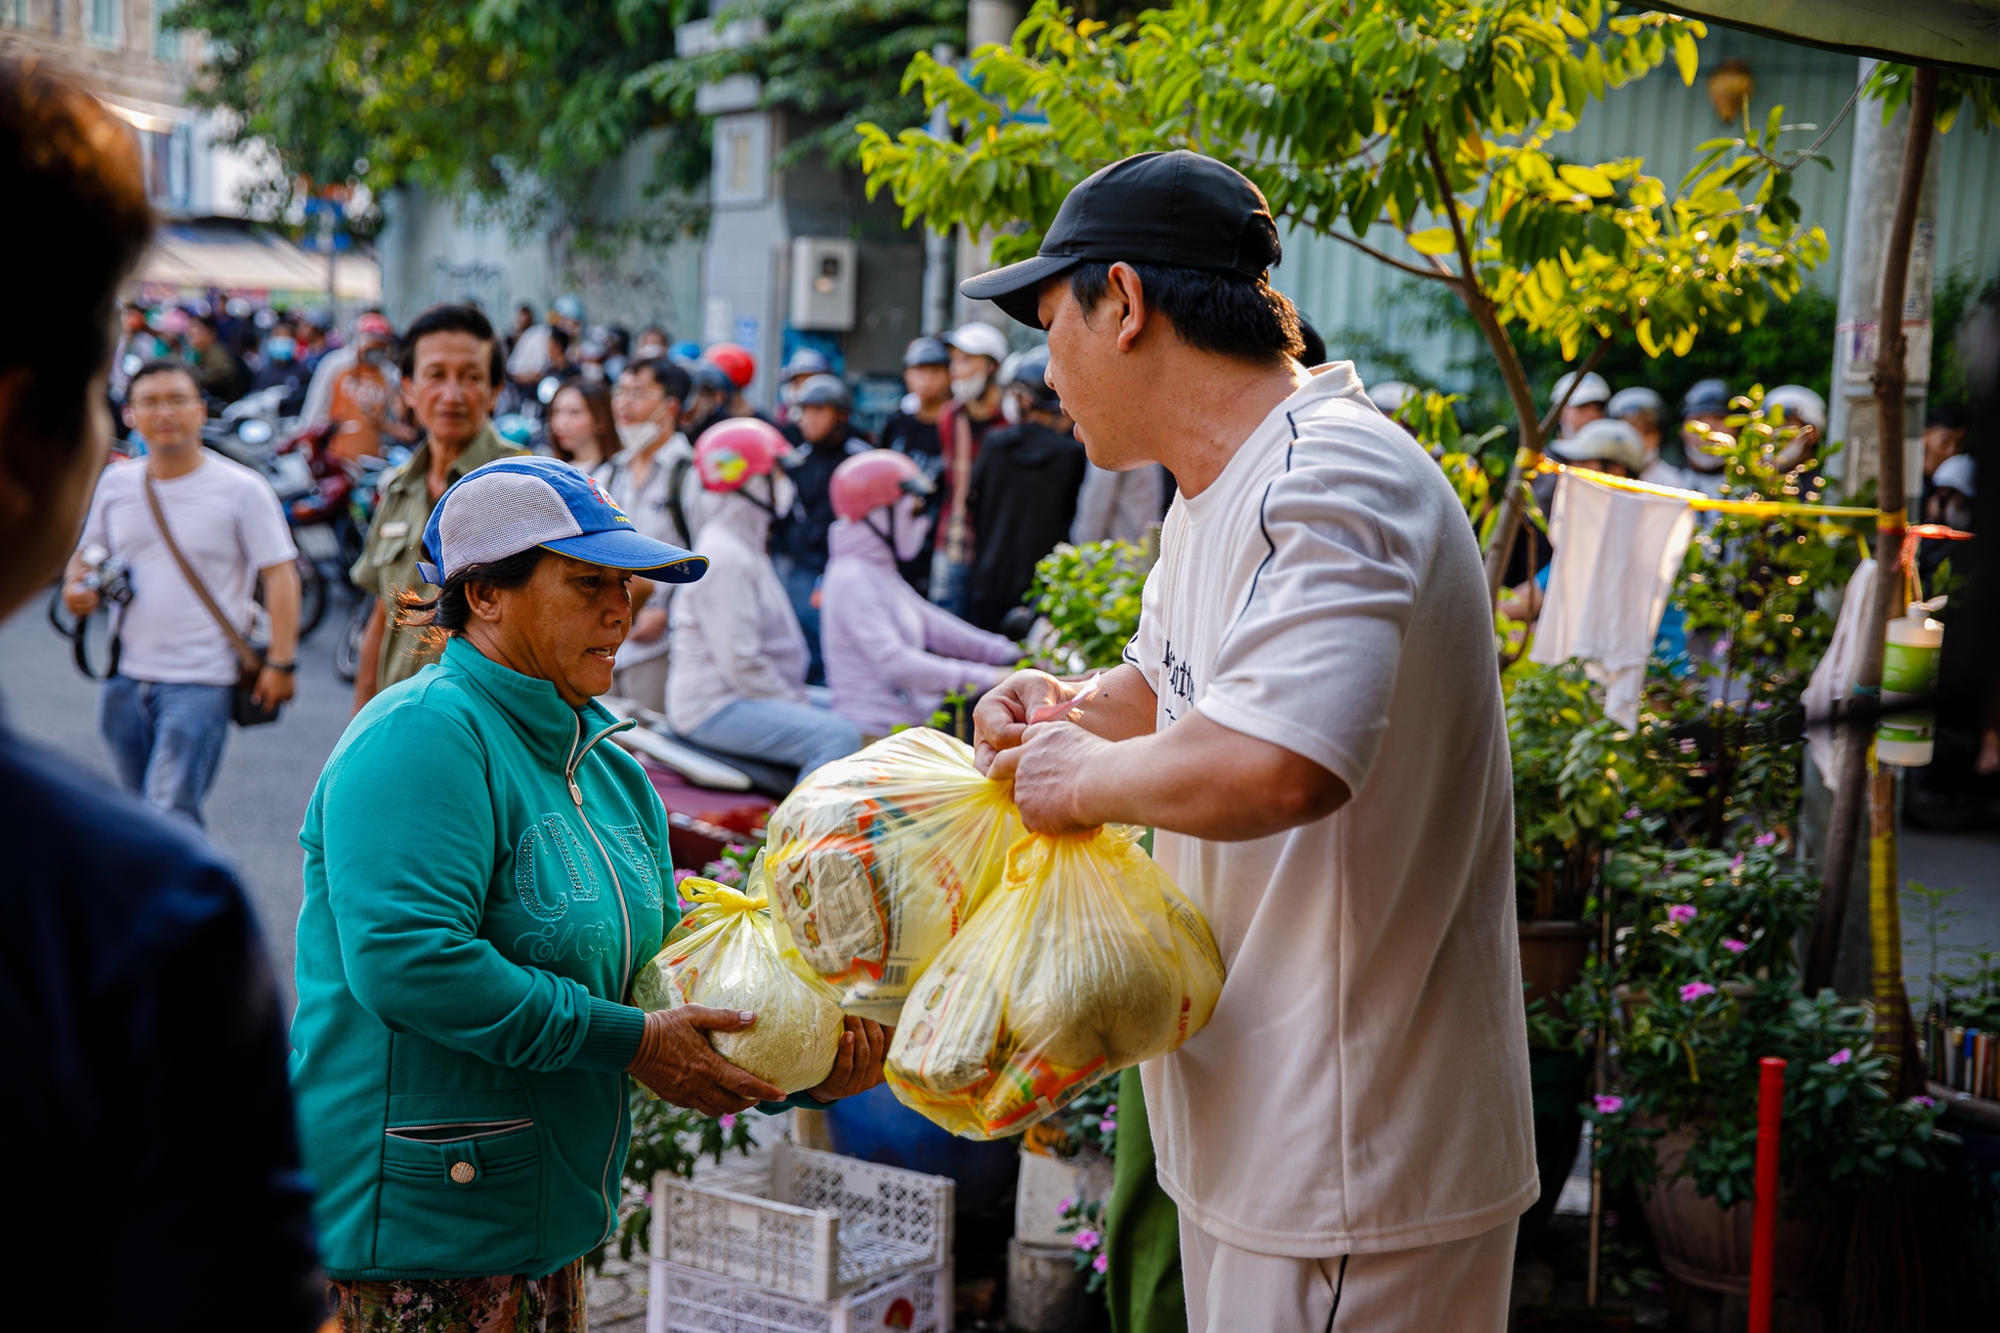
[76,543,132,608]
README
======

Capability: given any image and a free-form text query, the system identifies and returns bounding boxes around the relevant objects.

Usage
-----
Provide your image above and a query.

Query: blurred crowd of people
[339,296,1174,784]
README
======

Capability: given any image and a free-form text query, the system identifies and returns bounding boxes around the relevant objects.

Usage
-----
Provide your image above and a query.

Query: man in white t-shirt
[605,355,697,710]
[964,152,1535,1332]
[64,361,300,825]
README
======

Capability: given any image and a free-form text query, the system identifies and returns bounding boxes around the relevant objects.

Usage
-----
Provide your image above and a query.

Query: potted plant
[1569,842,1946,1296]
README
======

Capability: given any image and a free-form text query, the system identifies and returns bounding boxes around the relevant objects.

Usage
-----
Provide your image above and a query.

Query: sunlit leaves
[860,0,1825,405]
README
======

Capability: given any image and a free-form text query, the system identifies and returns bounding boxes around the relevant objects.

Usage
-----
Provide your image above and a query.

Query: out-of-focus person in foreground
[0,58,324,1330]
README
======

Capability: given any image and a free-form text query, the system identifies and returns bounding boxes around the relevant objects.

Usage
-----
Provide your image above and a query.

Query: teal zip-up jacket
[293,636,670,1280]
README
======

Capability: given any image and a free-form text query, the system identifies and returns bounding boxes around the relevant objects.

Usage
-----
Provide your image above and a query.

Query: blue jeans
[686,696,862,781]
[929,550,970,616]
[772,554,825,686]
[99,676,233,826]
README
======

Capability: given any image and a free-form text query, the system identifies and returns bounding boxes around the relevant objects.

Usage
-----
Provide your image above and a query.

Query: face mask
[891,493,930,563]
[265,336,295,361]
[617,421,662,453]
[1000,393,1025,426]
[951,373,988,403]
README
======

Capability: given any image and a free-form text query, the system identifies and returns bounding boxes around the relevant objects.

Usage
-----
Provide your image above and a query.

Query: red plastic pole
[1748,1057,1787,1333]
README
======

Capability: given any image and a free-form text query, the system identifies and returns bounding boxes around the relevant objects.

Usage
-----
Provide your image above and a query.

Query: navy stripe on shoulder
[1219,411,1299,643]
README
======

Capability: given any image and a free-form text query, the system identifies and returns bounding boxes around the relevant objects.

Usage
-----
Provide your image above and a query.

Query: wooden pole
[1804,66,1938,993]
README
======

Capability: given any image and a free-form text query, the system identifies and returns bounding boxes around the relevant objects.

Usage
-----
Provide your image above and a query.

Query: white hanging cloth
[1803,558,1879,792]
[1529,472,1697,728]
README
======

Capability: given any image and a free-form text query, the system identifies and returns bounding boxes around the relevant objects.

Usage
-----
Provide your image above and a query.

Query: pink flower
[673,867,695,883]
[1058,1196,1075,1214]
[1092,1253,1109,1274]
[1625,806,1642,820]
[1753,832,1777,847]
[1722,938,1749,954]
[719,1114,737,1131]
[1911,1094,1937,1108]
[1072,1229,1101,1251]
[1678,737,1698,754]
[1826,1048,1851,1066]
[1594,1095,1625,1115]
[1667,904,1698,926]
[1105,1104,1117,1116]
[1099,1118,1117,1133]
[1679,981,1716,1002]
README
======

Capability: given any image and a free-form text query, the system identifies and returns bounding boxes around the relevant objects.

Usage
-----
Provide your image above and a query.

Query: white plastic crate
[647,1258,950,1333]
[653,1140,954,1303]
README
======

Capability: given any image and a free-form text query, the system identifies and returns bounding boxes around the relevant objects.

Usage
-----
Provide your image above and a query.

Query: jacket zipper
[562,710,641,1243]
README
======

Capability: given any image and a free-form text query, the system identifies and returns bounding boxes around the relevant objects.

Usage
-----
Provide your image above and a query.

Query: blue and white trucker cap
[417,456,707,586]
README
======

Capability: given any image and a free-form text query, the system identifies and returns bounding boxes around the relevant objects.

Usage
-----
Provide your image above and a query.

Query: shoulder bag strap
[141,470,265,675]
[665,453,695,549]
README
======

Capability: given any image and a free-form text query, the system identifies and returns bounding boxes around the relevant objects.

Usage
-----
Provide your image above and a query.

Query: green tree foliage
[857,1,1830,580]
[627,0,967,168]
[169,0,704,224]
[1345,277,1837,440]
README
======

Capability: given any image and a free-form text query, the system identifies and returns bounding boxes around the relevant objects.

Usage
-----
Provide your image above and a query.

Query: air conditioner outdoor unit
[790,237,857,331]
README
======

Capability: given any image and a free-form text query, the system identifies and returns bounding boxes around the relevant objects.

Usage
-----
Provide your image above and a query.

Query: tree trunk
[1804,67,1937,994]
[1472,298,1547,599]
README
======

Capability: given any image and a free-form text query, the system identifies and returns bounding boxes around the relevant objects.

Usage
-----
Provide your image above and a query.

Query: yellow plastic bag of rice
[766,729,1023,1024]
[630,873,846,1096]
[885,826,1224,1140]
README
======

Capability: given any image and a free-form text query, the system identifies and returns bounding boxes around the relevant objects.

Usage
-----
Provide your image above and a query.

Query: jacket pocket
[377,1120,543,1273]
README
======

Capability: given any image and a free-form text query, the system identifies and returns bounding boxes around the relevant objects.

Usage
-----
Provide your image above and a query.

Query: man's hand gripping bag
[884,826,1224,1139]
[765,729,1023,1024]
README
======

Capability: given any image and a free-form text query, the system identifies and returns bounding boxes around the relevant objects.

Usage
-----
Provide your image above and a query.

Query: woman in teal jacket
[292,458,887,1328]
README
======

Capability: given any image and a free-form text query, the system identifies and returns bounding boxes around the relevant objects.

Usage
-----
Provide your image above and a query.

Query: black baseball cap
[960,150,1283,328]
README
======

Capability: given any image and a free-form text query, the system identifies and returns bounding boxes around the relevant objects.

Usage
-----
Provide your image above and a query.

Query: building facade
[3,0,260,216]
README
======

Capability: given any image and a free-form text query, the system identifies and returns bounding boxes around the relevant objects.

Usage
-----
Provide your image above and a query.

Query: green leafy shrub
[1571,845,1944,1211]
[1024,540,1150,675]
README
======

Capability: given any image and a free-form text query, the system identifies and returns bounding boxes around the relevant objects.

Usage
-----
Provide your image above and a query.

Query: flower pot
[1637,1125,1821,1296]
[1520,919,1596,1009]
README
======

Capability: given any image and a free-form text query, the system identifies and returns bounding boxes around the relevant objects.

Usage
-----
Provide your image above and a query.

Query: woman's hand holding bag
[626,1007,786,1115]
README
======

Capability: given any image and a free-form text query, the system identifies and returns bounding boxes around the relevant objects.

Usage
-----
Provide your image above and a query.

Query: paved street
[1,583,359,1008]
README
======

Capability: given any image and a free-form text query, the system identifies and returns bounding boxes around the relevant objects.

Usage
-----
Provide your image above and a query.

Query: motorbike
[596,697,798,872]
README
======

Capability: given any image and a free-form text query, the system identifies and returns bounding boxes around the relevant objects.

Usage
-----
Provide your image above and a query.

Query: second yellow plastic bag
[766,729,1023,1024]
[884,826,1225,1139]
[631,875,846,1096]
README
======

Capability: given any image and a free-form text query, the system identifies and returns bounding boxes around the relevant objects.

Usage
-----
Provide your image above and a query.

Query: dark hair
[398,303,504,386]
[0,59,153,457]
[127,360,199,397]
[1067,262,1303,364]
[548,325,571,354]
[394,546,547,648]
[1927,402,1968,431]
[623,357,692,403]
[1297,316,1326,368]
[549,380,617,464]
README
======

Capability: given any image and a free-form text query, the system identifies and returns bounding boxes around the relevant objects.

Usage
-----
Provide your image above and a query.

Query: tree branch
[1420,130,1546,598]
[1319,225,1461,283]
[1537,337,1612,439]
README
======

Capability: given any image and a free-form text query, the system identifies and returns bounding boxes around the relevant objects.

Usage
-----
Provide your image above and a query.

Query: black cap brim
[960,253,1081,329]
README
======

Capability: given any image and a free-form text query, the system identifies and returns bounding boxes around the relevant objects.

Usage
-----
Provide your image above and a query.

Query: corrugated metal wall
[1273,30,2000,390]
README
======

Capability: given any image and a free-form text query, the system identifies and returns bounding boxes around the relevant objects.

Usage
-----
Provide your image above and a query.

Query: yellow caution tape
[1527,457,1880,520]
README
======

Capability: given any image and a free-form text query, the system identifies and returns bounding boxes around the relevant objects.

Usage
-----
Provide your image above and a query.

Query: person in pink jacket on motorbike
[820,450,1019,739]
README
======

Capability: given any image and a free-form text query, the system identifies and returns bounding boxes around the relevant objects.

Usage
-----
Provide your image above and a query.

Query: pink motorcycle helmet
[830,449,933,521]
[693,417,793,492]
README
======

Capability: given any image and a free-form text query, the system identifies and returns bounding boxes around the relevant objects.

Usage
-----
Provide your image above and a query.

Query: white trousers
[1179,1214,1516,1333]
